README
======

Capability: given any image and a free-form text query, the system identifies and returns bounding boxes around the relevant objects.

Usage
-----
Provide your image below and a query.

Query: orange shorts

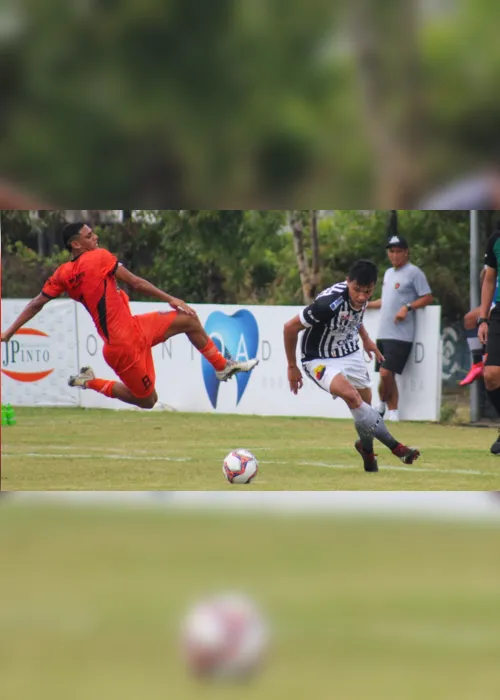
[102,310,178,398]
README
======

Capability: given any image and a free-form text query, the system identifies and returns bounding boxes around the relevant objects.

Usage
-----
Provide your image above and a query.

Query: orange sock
[86,378,116,398]
[200,339,227,371]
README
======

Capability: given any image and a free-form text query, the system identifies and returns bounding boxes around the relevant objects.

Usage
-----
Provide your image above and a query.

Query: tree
[289,210,321,304]
[350,0,424,206]
[1,208,473,325]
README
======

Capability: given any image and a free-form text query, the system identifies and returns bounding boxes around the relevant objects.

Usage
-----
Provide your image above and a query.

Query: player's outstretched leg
[354,440,378,472]
[68,366,96,387]
[490,429,500,455]
[351,402,421,465]
[160,313,260,383]
[215,357,259,382]
[332,374,420,469]
[391,444,421,464]
[461,315,486,386]
[460,361,484,386]
[68,367,157,409]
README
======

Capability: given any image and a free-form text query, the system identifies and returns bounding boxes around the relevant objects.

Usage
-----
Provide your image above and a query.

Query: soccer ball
[180,593,269,680]
[223,449,258,484]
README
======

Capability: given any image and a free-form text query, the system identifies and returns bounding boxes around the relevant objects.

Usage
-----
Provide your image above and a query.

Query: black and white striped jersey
[299,282,366,361]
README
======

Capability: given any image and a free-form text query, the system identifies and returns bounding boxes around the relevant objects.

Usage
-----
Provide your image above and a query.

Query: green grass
[1,504,500,700]
[2,407,500,490]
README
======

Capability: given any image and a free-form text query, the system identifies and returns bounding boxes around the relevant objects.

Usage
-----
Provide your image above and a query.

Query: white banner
[8,491,500,523]
[1,299,441,419]
[1,299,79,406]
[76,302,442,421]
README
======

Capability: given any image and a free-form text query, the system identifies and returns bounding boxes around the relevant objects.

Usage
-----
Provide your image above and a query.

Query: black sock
[372,417,399,451]
[356,428,374,453]
[486,388,500,417]
[472,349,484,364]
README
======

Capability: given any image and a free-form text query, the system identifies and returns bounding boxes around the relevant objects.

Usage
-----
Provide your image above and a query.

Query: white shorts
[303,349,371,398]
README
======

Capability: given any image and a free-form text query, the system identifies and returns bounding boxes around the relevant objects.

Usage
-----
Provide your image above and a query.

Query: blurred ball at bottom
[180,593,269,681]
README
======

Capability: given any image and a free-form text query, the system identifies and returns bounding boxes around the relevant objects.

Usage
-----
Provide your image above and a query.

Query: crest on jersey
[314,365,326,380]
[329,297,344,312]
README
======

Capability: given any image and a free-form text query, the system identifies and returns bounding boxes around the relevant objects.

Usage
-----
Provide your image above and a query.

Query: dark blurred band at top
[1,0,499,209]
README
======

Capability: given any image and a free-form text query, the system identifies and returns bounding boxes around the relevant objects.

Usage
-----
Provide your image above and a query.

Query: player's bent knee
[484,367,500,391]
[181,314,202,334]
[334,386,361,408]
[138,391,157,409]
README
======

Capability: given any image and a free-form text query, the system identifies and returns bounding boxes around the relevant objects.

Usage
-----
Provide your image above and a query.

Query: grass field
[1,503,500,700]
[2,407,500,490]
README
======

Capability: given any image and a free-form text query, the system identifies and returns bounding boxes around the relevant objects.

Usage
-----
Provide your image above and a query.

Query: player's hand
[478,321,489,345]
[1,331,13,343]
[288,365,303,395]
[394,306,408,324]
[169,297,197,316]
[363,338,384,363]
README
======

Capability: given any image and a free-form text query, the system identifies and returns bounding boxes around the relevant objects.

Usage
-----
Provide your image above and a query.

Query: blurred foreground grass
[1,502,500,699]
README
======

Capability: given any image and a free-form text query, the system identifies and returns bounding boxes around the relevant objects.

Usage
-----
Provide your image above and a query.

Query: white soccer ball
[222,449,258,484]
[180,593,268,680]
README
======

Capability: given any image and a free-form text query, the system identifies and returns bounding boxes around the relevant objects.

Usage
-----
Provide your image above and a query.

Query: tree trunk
[63,210,113,226]
[350,0,424,207]
[289,211,314,304]
[310,210,320,297]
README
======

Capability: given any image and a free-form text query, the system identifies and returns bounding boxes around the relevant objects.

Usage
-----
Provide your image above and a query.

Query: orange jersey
[42,248,135,345]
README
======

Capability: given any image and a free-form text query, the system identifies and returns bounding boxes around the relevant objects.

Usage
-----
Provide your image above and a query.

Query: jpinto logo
[1,328,54,382]
[203,310,259,408]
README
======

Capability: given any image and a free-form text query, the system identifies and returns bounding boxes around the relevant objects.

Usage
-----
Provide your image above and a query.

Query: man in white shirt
[368,235,433,421]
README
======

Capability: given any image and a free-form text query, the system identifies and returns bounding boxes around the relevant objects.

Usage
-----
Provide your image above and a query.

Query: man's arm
[395,292,433,323]
[478,266,496,345]
[284,315,305,368]
[358,324,370,343]
[115,265,196,315]
[409,293,433,310]
[283,315,306,394]
[359,324,384,362]
[480,266,496,318]
[480,266,487,287]
[1,294,51,342]
[367,299,382,309]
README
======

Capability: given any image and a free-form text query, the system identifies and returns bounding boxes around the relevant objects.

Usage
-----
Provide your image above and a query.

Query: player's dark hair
[61,222,86,252]
[347,259,378,286]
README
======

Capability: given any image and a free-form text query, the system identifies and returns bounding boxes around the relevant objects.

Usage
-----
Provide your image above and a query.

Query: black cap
[386,234,409,249]
[61,222,86,251]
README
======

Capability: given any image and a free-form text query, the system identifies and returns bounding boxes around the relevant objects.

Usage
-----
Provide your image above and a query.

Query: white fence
[7,492,500,522]
[1,300,442,421]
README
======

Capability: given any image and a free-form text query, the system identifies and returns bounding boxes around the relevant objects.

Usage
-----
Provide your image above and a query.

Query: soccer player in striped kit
[283,259,420,473]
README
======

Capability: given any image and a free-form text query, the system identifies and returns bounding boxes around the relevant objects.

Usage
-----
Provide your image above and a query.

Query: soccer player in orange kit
[1,222,259,408]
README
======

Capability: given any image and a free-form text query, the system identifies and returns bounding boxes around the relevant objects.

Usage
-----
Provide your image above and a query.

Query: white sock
[377,400,387,413]
[350,402,399,450]
[467,336,482,352]
[387,409,399,422]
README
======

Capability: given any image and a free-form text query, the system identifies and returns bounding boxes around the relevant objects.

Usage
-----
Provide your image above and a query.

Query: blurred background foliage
[1,0,500,207]
[1,208,493,326]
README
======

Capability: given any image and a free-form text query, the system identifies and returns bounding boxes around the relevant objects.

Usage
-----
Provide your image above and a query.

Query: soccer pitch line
[265,459,500,477]
[3,451,500,478]
[2,452,191,463]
